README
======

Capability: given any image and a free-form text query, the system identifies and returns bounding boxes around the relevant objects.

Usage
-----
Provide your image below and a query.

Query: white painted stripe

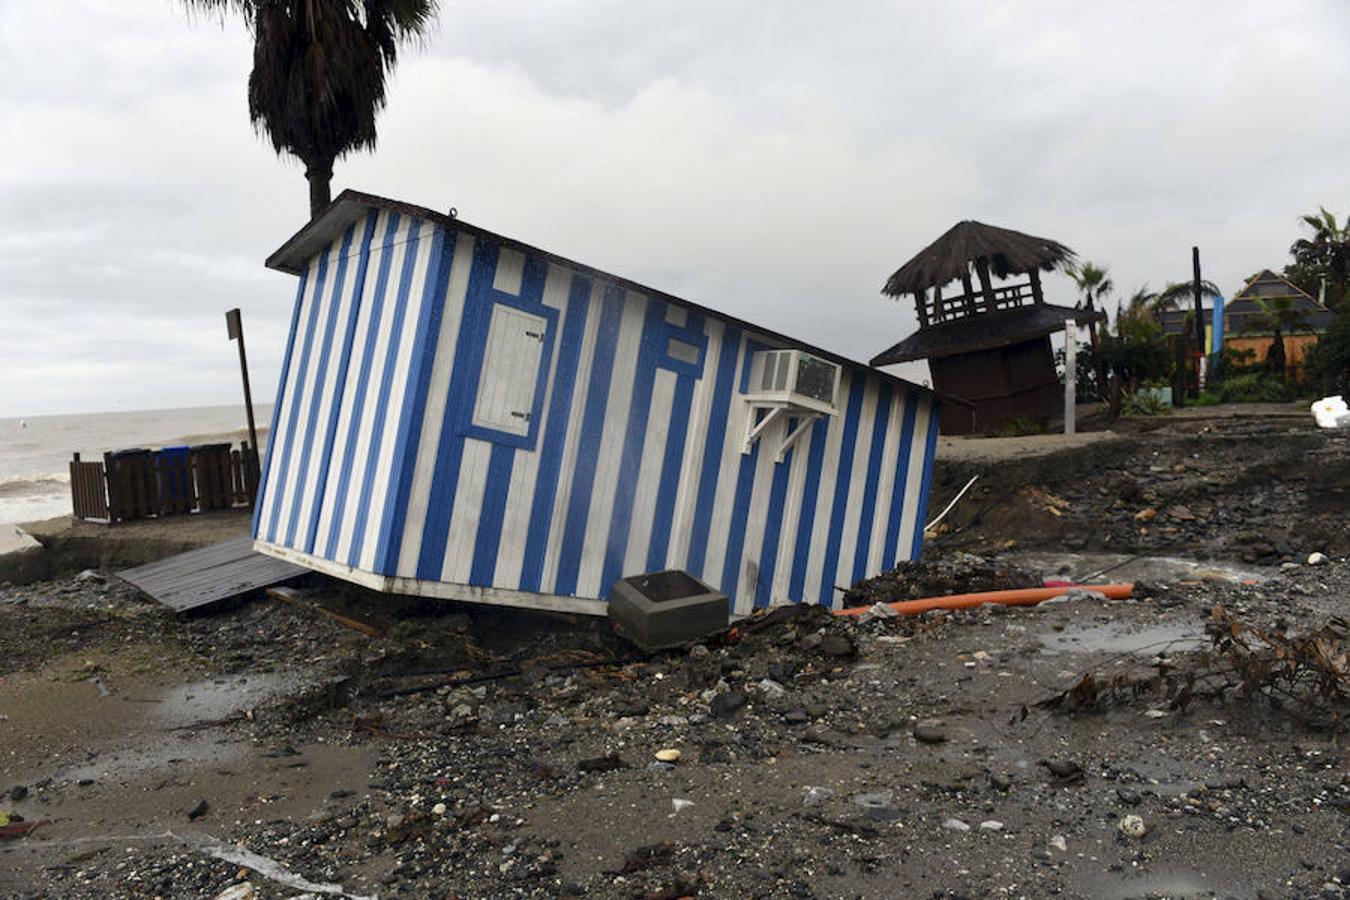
[701,336,752,592]
[359,223,435,570]
[442,438,492,582]
[866,389,905,576]
[394,232,476,577]
[541,280,603,593]
[623,368,676,575]
[772,416,816,602]
[574,291,647,598]
[666,318,721,573]
[833,378,879,593]
[802,367,850,603]
[896,394,934,560]
[492,247,525,295]
[733,413,784,614]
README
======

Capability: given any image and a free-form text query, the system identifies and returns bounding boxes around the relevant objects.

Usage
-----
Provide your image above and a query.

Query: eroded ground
[0,412,1345,899]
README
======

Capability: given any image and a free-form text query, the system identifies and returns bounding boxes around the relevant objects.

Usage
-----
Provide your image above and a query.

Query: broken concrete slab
[0,524,49,585]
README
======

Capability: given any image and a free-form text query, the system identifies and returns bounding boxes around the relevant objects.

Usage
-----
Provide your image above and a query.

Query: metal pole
[1063,325,1077,435]
[1192,246,1204,395]
[226,308,259,453]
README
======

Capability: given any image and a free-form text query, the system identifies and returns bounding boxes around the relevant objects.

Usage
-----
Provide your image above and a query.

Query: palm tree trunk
[1269,326,1286,378]
[305,157,335,219]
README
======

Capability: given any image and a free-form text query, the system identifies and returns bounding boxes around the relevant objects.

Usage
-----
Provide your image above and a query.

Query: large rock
[0,525,48,585]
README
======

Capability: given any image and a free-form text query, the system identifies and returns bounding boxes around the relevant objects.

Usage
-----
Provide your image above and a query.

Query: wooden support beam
[1029,268,1044,304]
[914,290,929,328]
[975,258,996,313]
[932,282,944,321]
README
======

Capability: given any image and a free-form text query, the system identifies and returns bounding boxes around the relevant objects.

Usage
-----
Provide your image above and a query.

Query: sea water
[0,404,271,525]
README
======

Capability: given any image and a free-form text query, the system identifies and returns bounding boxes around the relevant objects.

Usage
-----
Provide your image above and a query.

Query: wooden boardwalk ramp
[117,537,308,614]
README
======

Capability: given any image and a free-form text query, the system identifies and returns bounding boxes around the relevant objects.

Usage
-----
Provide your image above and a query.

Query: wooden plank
[116,537,309,613]
[267,586,384,637]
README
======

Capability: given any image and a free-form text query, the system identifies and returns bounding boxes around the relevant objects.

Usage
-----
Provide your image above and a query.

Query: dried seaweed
[1031,607,1348,730]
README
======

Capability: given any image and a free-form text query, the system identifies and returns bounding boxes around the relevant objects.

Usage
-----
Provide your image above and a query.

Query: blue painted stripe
[252,266,311,537]
[816,374,868,606]
[685,324,741,575]
[644,315,701,572]
[850,382,893,585]
[909,399,942,560]
[720,438,760,601]
[414,239,504,580]
[553,285,625,596]
[303,211,379,553]
[787,417,829,601]
[283,223,356,548]
[519,275,592,592]
[346,220,423,567]
[323,212,402,559]
[880,391,919,570]
[463,251,550,584]
[599,297,665,594]
[373,225,457,574]
[470,443,516,584]
[264,241,332,542]
[753,438,795,607]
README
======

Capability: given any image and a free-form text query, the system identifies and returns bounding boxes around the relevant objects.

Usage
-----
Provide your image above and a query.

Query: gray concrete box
[608,570,729,650]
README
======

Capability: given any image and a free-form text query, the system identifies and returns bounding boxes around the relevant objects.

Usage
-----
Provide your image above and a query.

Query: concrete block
[0,525,49,585]
[608,570,728,650]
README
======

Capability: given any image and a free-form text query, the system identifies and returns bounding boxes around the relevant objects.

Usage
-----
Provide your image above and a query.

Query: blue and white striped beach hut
[253,191,949,616]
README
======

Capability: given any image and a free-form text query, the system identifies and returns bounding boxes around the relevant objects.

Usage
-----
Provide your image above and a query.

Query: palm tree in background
[184,0,438,217]
[1151,279,1221,313]
[1067,261,1112,396]
[1289,207,1349,309]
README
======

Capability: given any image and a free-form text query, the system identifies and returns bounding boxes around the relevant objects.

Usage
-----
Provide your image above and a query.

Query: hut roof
[882,220,1076,297]
[870,302,1102,366]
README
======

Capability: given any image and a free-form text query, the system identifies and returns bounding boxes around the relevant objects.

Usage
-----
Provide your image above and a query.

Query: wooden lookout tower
[870,221,1103,434]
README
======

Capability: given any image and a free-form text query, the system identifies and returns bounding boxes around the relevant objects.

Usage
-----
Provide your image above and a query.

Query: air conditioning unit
[741,349,842,460]
[745,349,841,414]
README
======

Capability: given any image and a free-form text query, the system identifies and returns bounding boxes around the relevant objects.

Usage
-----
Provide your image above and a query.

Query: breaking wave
[0,472,70,499]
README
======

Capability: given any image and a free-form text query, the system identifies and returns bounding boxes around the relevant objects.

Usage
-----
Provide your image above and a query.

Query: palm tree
[184,0,438,217]
[1067,261,1112,397]
[1248,296,1310,378]
[1151,279,1221,313]
[1289,207,1349,309]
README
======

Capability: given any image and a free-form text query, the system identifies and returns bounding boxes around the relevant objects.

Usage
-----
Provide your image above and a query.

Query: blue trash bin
[156,445,193,513]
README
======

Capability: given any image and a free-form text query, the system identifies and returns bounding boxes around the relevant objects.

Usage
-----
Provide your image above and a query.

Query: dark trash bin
[156,446,193,515]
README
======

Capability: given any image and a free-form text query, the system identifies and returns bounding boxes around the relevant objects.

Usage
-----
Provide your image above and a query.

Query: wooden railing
[69,442,261,523]
[922,279,1039,325]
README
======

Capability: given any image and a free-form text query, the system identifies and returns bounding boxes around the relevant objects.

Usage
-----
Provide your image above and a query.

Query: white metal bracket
[741,402,822,462]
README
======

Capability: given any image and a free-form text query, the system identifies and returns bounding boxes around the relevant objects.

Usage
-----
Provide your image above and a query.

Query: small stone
[819,634,856,657]
[757,678,787,697]
[187,799,209,820]
[783,709,809,725]
[386,813,405,830]
[913,724,946,745]
[979,819,1003,831]
[943,818,971,832]
[852,791,893,809]
[1049,835,1067,852]
[432,802,447,816]
[654,749,681,764]
[1116,787,1142,806]
[328,789,353,799]
[1118,814,1147,839]
[689,644,711,658]
[671,799,694,814]
[1307,552,1329,566]
[989,774,1012,792]
[8,785,27,802]
[803,786,834,806]
[710,690,747,719]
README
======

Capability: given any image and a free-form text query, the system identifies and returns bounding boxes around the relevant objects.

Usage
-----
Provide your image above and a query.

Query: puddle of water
[1004,551,1267,585]
[152,671,305,727]
[1098,870,1215,899]
[1039,621,1205,656]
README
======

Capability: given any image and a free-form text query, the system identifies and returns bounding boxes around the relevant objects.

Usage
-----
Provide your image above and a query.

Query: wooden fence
[70,442,261,523]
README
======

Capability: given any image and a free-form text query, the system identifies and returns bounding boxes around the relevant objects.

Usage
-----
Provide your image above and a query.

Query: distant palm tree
[1067,261,1112,396]
[1248,296,1311,377]
[1151,279,1221,313]
[1289,207,1349,308]
[184,0,438,217]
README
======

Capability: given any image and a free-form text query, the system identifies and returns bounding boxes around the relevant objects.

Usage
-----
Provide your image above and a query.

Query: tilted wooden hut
[870,221,1101,433]
[251,191,954,616]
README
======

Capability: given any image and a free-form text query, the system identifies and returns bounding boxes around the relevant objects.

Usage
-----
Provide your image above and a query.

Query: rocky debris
[842,551,1039,607]
[1118,814,1148,839]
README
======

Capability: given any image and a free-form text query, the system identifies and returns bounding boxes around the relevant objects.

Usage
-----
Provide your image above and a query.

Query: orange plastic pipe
[833,583,1134,617]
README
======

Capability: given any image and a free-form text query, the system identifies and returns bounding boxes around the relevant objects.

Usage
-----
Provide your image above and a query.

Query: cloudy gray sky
[3,0,1348,418]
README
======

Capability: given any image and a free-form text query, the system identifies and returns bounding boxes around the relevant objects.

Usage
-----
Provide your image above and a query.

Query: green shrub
[1190,391,1222,407]
[1209,372,1293,403]
[1305,310,1350,395]
[1121,388,1171,416]
[991,415,1048,437]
